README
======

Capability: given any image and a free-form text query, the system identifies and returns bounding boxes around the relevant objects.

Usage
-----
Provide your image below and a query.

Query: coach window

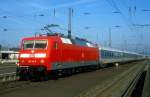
[54,42,58,49]
[104,51,106,58]
[102,50,104,57]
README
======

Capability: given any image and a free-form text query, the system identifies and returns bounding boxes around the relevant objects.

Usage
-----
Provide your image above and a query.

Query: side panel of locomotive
[50,37,100,71]
[17,34,100,80]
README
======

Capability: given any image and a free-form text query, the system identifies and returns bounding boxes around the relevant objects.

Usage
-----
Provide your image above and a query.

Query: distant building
[0,50,19,60]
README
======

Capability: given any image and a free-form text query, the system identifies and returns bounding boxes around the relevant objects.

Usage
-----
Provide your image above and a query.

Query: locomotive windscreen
[23,40,47,49]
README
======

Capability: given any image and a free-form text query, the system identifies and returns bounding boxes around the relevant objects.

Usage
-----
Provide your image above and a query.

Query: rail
[75,61,147,97]
[122,62,150,97]
[121,66,144,97]
[0,72,18,82]
[0,61,149,97]
[0,59,18,64]
[141,64,150,97]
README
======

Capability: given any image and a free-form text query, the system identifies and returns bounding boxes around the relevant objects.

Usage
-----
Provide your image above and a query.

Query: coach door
[53,41,58,57]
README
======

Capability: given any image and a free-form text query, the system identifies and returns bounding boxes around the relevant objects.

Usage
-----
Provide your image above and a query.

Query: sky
[0,0,150,54]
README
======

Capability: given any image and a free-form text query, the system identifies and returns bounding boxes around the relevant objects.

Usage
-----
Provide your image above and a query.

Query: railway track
[75,61,148,97]
[0,66,16,74]
[0,72,17,82]
[0,63,17,82]
[0,60,149,97]
[0,63,16,74]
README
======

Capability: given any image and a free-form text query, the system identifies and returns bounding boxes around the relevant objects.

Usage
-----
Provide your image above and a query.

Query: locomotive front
[17,37,49,80]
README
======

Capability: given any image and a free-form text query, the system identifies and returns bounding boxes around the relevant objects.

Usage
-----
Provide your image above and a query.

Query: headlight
[35,53,46,58]
[28,60,31,63]
[20,54,30,58]
[40,59,45,64]
[17,63,20,66]
[22,60,24,63]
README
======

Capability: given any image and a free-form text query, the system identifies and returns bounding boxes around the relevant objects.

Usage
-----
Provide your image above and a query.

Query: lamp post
[68,8,73,38]
[133,23,150,54]
[108,25,121,47]
[108,27,111,47]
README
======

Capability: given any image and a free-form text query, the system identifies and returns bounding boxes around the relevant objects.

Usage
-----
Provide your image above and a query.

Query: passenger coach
[100,47,144,65]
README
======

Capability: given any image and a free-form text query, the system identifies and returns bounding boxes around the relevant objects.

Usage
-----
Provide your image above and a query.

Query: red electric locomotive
[17,33,100,80]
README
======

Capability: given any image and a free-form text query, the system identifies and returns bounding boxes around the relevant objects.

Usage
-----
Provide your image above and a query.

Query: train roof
[22,33,98,48]
[100,46,142,55]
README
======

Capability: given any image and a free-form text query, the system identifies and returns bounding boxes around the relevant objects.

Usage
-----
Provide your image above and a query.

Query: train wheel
[18,73,24,81]
[50,70,58,80]
[84,66,89,72]
[61,69,69,77]
[16,68,27,81]
[67,68,72,76]
[43,71,49,81]
[30,72,39,82]
[38,70,48,81]
[18,72,29,81]
[71,68,76,74]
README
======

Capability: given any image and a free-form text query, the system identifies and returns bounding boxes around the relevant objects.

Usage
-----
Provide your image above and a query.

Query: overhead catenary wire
[105,0,135,31]
[0,8,49,33]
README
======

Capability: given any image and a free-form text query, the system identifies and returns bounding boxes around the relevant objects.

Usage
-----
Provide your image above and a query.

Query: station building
[0,51,19,60]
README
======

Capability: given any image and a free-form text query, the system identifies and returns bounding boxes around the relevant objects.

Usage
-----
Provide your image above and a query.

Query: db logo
[30,54,35,57]
[31,50,34,53]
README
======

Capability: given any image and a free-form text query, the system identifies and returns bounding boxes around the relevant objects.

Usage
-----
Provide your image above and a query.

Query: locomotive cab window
[23,40,34,49]
[23,40,47,49]
[35,40,47,49]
